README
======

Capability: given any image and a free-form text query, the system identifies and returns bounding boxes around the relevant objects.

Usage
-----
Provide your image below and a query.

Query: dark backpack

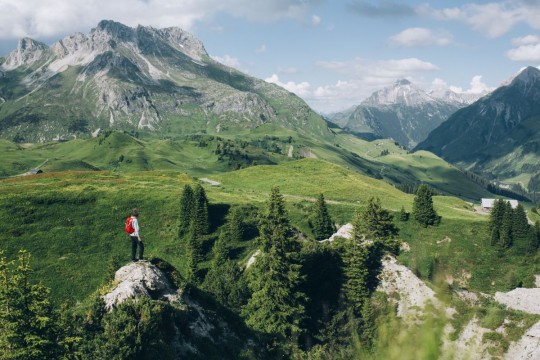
[125,217,135,234]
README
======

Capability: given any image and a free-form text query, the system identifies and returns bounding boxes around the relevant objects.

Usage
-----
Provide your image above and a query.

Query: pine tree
[187,220,203,283]
[356,197,398,241]
[399,206,409,221]
[488,198,506,235]
[499,202,514,251]
[258,186,292,252]
[227,207,244,243]
[0,250,61,359]
[342,237,370,316]
[512,204,530,251]
[412,184,439,227]
[192,184,209,235]
[243,187,305,345]
[179,185,194,236]
[311,193,335,240]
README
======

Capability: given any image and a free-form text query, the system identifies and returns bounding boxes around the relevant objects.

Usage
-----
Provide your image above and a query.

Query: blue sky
[1,0,540,112]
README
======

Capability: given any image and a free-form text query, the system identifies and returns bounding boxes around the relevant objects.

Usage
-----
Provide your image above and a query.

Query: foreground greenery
[1,159,539,358]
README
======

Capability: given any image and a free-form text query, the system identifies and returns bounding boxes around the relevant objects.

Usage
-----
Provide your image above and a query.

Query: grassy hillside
[2,159,537,305]
[0,129,493,203]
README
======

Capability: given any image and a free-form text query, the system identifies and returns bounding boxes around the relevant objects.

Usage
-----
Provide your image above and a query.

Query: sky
[1,0,540,113]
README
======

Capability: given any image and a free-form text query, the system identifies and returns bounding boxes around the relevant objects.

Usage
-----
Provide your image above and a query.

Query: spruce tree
[412,184,439,227]
[227,207,244,243]
[356,197,398,241]
[243,187,305,345]
[187,220,203,283]
[488,198,506,235]
[499,202,514,251]
[342,236,370,317]
[399,206,409,221]
[179,185,194,236]
[512,204,530,250]
[0,250,61,359]
[312,193,335,240]
[192,184,210,235]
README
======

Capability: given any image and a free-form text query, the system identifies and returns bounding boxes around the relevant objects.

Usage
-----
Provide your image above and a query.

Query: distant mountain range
[416,66,540,196]
[0,20,330,142]
[327,79,486,148]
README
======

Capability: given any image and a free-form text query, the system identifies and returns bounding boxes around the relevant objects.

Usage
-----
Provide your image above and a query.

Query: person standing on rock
[127,208,144,262]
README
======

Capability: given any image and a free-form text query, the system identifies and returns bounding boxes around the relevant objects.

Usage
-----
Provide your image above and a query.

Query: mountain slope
[416,66,540,195]
[328,80,479,148]
[0,20,330,142]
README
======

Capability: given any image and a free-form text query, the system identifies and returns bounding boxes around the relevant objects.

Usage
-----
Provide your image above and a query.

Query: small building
[481,198,518,211]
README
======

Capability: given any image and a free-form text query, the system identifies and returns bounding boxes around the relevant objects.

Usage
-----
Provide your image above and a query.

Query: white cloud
[507,44,540,62]
[265,74,312,97]
[389,27,453,47]
[211,54,241,68]
[431,75,493,94]
[311,14,321,26]
[512,34,540,46]
[419,1,540,38]
[506,34,540,62]
[255,44,266,54]
[0,0,320,40]
[268,57,439,113]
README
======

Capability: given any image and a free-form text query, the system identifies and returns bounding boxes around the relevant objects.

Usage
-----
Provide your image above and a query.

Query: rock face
[504,321,540,360]
[377,255,441,319]
[494,288,540,315]
[327,79,482,148]
[102,261,180,310]
[416,66,540,197]
[0,20,329,142]
[320,223,353,242]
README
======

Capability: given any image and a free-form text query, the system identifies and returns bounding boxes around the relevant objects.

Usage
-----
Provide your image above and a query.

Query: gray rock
[102,261,180,311]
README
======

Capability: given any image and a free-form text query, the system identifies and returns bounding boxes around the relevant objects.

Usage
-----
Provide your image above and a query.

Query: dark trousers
[131,236,144,260]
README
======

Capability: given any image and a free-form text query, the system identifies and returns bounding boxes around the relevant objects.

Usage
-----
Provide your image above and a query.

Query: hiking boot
[132,259,139,262]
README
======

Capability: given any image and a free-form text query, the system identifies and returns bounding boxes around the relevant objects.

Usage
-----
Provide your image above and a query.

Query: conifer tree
[0,250,61,359]
[412,184,439,227]
[499,202,514,251]
[488,198,506,235]
[187,220,203,283]
[356,197,398,241]
[192,184,209,235]
[311,193,335,240]
[342,238,370,316]
[399,206,409,221]
[243,187,305,345]
[179,185,194,236]
[512,204,530,245]
[227,207,244,243]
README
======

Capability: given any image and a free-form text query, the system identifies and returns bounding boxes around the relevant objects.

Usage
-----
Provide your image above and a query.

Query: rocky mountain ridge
[327,79,482,148]
[415,66,540,196]
[0,20,329,142]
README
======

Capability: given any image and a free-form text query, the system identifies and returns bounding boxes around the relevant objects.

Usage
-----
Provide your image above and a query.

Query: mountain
[0,20,330,142]
[416,66,540,196]
[327,79,482,148]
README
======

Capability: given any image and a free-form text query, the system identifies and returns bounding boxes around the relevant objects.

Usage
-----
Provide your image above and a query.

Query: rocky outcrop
[320,223,353,242]
[494,288,540,315]
[504,321,540,360]
[377,255,441,319]
[2,38,49,70]
[102,261,180,311]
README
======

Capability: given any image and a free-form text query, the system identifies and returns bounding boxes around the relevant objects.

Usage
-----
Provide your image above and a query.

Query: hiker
[127,208,144,262]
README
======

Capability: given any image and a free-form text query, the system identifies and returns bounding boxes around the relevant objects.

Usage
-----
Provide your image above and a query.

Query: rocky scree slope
[0,20,330,142]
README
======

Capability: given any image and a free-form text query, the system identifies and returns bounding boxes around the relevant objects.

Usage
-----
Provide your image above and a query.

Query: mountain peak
[395,79,412,86]
[512,66,540,84]
[1,37,49,70]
